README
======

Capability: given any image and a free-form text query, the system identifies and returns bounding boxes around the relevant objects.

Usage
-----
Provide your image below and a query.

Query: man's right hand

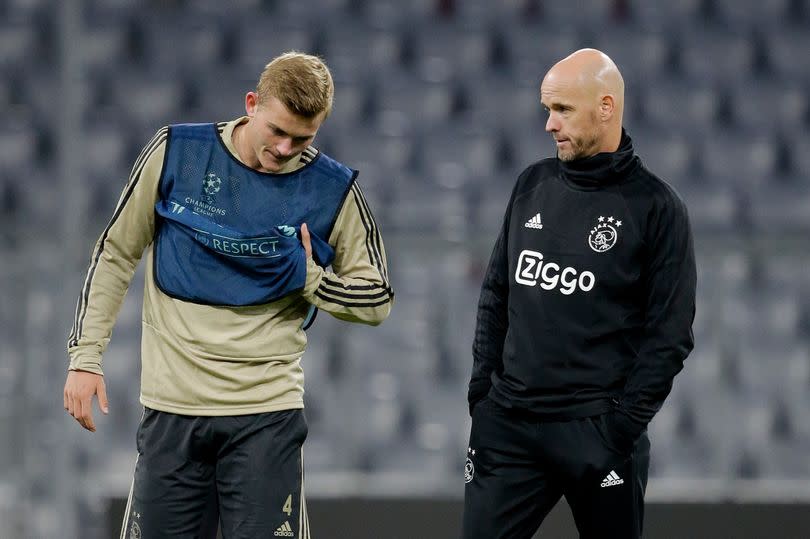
[300,222,313,259]
[64,370,109,432]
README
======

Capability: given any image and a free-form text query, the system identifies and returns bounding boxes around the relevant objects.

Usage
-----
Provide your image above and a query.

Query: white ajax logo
[588,215,622,253]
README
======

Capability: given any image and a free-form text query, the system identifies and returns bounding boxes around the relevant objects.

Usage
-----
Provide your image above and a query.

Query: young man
[63,52,393,539]
[463,49,696,538]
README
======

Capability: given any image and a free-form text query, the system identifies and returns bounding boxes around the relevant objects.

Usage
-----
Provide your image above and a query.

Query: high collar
[557,129,640,189]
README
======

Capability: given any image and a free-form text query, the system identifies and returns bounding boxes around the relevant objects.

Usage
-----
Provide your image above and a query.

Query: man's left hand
[301,223,312,259]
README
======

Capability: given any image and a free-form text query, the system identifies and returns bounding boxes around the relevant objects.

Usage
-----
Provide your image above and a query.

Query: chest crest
[587,215,623,253]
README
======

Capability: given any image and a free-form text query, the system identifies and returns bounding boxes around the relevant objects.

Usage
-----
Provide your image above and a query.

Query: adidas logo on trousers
[600,470,624,487]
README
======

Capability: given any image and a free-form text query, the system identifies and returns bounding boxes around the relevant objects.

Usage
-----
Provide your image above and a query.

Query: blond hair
[256,51,334,118]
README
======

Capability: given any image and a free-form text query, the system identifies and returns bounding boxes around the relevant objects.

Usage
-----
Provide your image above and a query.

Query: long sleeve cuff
[68,354,104,376]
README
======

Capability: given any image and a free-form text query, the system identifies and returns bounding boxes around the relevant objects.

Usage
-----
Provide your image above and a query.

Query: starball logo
[515,250,596,295]
[182,172,227,217]
[201,172,222,204]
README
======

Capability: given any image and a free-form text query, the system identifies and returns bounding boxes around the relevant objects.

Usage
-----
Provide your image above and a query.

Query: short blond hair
[256,51,334,118]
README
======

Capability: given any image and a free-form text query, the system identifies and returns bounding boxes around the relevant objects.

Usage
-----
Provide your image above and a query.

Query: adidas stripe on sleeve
[301,182,393,325]
[67,127,167,374]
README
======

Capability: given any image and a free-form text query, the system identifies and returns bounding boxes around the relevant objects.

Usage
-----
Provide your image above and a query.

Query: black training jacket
[469,130,696,432]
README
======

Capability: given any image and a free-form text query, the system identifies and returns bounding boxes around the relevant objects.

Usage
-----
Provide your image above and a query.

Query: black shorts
[462,397,650,539]
[120,407,310,539]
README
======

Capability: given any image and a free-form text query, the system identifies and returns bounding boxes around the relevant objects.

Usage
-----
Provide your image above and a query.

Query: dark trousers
[120,407,310,539]
[462,397,650,539]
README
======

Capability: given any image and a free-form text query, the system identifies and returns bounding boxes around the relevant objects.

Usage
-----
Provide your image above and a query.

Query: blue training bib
[153,123,355,306]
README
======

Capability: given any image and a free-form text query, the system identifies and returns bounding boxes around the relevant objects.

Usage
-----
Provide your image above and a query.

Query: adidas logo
[600,470,624,488]
[274,521,294,537]
[525,213,543,229]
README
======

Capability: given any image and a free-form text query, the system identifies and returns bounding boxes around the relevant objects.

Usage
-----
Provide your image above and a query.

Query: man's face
[540,78,602,162]
[244,94,325,173]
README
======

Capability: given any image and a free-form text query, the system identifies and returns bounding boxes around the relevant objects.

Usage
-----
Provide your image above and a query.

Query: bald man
[463,49,696,538]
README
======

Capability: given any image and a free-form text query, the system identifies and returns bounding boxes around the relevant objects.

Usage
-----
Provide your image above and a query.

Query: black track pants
[462,397,650,539]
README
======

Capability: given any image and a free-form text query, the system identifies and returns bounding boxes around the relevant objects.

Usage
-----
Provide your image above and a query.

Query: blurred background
[2,0,810,537]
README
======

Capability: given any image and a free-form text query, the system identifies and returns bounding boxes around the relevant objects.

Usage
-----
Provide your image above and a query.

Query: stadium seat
[689,388,744,478]
[678,186,738,232]
[699,130,779,189]
[80,19,139,76]
[451,0,530,27]
[362,0,436,26]
[134,14,231,72]
[627,0,706,29]
[538,0,616,29]
[638,79,721,133]
[264,0,352,23]
[187,69,254,124]
[763,29,810,82]
[420,126,505,186]
[82,123,131,179]
[4,0,52,18]
[463,74,545,134]
[411,22,498,81]
[750,185,810,232]
[322,22,411,80]
[0,24,39,72]
[630,127,696,188]
[0,121,38,172]
[727,81,808,133]
[677,28,757,85]
[372,73,459,134]
[111,73,189,133]
[789,131,810,178]
[180,0,264,18]
[234,17,318,72]
[593,29,673,85]
[713,0,792,30]
[504,25,584,83]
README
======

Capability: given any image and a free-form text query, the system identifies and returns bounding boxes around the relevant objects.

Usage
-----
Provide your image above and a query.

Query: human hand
[64,370,109,432]
[300,223,312,259]
[602,410,645,455]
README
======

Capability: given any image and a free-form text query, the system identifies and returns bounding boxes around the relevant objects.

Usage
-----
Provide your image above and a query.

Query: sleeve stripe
[313,290,392,308]
[349,182,390,285]
[321,275,390,292]
[68,128,167,347]
[321,276,394,300]
[311,182,394,309]
[353,183,389,284]
[348,183,378,279]
[318,281,392,301]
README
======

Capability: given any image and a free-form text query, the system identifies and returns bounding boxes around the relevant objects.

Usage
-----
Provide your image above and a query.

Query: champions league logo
[201,172,222,204]
[183,173,226,217]
[588,215,622,253]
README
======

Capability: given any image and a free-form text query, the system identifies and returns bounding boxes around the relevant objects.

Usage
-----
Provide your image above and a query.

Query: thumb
[301,223,312,259]
[97,378,109,414]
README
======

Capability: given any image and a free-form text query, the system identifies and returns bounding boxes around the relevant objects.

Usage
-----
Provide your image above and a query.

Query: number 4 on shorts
[283,494,292,516]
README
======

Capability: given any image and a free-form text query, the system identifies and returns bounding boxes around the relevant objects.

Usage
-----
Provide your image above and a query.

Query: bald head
[540,49,625,161]
[546,49,625,107]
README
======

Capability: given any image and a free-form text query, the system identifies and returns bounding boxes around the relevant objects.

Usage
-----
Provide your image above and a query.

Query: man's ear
[245,92,259,117]
[600,95,615,121]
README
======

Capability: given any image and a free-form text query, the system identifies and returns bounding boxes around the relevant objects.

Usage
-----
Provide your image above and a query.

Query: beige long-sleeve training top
[67,118,393,415]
